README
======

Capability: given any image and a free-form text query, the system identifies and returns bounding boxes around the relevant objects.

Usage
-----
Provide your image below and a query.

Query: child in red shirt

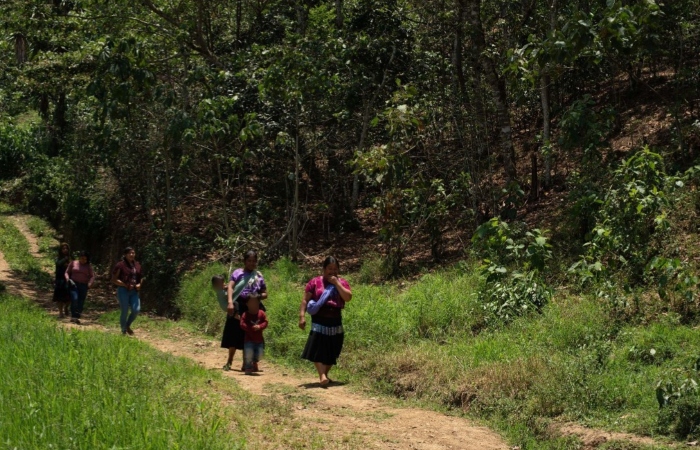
[239,295,268,375]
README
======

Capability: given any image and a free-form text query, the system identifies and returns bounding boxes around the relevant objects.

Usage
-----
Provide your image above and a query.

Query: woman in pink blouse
[299,256,352,386]
[65,251,95,324]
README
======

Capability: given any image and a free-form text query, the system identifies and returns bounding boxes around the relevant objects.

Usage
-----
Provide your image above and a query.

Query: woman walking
[226,250,267,371]
[111,247,143,335]
[299,256,352,386]
[65,250,95,324]
[53,243,72,318]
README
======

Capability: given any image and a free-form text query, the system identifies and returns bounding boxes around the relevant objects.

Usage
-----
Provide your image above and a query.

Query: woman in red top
[65,250,95,324]
[299,256,352,386]
[111,247,143,335]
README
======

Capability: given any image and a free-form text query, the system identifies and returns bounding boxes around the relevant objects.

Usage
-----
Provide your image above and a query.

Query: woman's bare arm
[299,291,311,330]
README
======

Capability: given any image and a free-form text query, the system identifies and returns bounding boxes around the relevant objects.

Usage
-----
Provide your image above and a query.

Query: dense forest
[1,0,699,303]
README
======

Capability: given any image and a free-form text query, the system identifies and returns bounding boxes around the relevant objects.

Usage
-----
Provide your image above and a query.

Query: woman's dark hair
[211,275,225,285]
[58,242,71,258]
[243,250,258,262]
[322,256,339,270]
[123,246,134,256]
[79,250,91,264]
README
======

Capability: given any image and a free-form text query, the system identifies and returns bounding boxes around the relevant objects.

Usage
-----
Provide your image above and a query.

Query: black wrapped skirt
[221,315,244,350]
[301,316,344,366]
[52,279,70,303]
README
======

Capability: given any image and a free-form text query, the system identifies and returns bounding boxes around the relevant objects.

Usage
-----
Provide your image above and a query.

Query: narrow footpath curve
[0,217,508,450]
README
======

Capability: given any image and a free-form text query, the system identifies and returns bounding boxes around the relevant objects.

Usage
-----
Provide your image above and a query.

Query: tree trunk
[335,0,343,29]
[235,0,242,48]
[541,0,557,188]
[540,74,552,187]
[296,5,308,34]
[529,152,539,202]
[453,0,466,97]
[215,148,230,234]
[465,0,517,182]
[291,114,301,261]
[164,153,173,233]
[14,34,27,65]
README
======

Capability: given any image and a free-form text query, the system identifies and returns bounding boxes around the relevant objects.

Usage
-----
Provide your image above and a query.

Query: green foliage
[0,294,245,449]
[571,148,675,285]
[62,184,112,242]
[0,122,40,180]
[656,360,700,439]
[558,95,616,160]
[472,218,552,321]
[248,257,690,445]
[20,155,73,221]
[648,256,700,320]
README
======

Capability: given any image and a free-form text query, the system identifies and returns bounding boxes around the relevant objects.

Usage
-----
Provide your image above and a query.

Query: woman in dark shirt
[299,256,352,386]
[111,247,143,336]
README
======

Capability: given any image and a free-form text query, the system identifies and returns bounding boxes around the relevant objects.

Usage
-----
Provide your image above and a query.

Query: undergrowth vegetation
[0,213,52,287]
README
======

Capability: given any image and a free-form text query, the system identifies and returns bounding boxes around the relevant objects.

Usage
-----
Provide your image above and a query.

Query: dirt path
[0,214,674,449]
[140,329,505,450]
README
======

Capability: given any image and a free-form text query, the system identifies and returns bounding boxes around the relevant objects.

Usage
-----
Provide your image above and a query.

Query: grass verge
[0,293,245,449]
[0,216,52,287]
[25,215,59,260]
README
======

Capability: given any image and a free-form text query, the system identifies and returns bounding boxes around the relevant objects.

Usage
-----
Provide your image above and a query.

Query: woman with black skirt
[299,256,352,386]
[227,250,267,371]
[53,243,71,318]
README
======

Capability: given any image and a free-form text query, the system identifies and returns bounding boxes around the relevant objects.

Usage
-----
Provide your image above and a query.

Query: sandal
[223,363,231,371]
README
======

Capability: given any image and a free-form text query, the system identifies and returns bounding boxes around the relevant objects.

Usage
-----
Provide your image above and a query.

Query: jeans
[243,341,264,371]
[70,282,89,319]
[117,287,141,332]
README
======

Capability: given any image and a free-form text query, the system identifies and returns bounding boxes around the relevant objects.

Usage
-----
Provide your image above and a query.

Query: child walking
[239,296,268,375]
[212,275,244,371]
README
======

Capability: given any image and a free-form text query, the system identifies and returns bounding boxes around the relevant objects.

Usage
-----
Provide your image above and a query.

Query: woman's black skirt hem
[221,315,244,350]
[52,280,70,303]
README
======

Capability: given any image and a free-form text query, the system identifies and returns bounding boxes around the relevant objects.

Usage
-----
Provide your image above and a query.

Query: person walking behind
[227,250,267,370]
[111,247,143,336]
[299,256,352,386]
[240,296,268,375]
[65,250,95,324]
[53,243,72,318]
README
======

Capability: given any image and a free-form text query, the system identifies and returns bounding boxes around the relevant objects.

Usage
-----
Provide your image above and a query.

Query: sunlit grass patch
[0,294,246,450]
[0,216,52,287]
[25,215,58,260]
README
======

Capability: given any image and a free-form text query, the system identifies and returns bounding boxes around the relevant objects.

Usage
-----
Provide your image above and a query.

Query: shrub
[657,362,700,439]
[472,218,552,322]
[571,147,675,286]
[357,254,391,284]
[0,123,40,180]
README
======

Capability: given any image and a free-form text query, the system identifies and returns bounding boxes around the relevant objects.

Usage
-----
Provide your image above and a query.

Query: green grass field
[0,294,247,449]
